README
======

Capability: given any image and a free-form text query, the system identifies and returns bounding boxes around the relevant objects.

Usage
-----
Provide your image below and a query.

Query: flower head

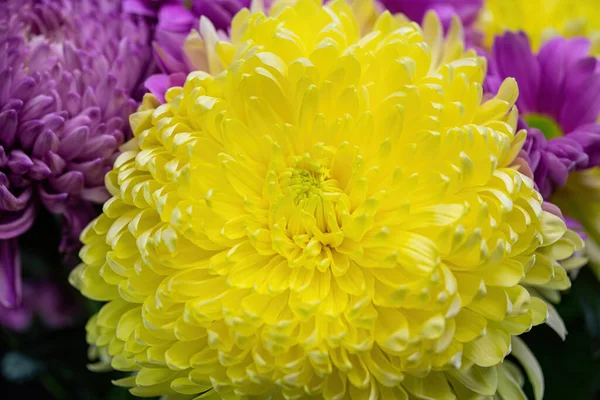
[478,0,600,54]
[485,32,600,201]
[0,0,152,307]
[72,1,573,398]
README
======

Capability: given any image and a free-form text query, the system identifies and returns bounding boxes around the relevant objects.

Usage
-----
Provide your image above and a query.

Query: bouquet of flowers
[2,0,600,399]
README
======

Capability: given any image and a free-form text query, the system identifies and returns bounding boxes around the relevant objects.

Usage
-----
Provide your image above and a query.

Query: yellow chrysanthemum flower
[72,0,574,398]
[478,0,600,54]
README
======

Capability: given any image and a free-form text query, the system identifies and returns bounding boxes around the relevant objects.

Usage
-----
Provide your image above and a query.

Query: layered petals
[0,0,152,305]
[72,1,573,399]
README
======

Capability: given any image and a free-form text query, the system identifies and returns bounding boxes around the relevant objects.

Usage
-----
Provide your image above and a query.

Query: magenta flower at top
[486,32,600,200]
[0,0,152,308]
[378,0,482,28]
[124,0,250,75]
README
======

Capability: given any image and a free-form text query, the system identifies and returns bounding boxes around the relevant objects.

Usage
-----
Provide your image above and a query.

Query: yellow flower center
[282,164,332,201]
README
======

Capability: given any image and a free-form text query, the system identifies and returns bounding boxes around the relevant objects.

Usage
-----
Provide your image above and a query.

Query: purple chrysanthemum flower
[124,0,250,75]
[0,0,152,307]
[378,0,482,28]
[486,32,600,200]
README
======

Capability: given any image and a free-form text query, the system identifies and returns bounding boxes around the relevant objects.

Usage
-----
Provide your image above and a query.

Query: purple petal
[193,1,234,31]
[153,35,189,74]
[0,186,33,212]
[65,91,81,116]
[12,77,37,102]
[7,150,33,174]
[52,170,84,195]
[79,107,102,127]
[157,4,195,33]
[60,202,98,254]
[378,0,482,28]
[27,42,52,71]
[19,120,44,150]
[2,98,23,113]
[144,74,169,103]
[0,68,12,104]
[544,151,569,187]
[537,38,568,119]
[569,124,600,167]
[28,159,52,180]
[32,129,59,159]
[560,58,600,132]
[0,238,22,308]
[0,109,18,148]
[145,72,187,104]
[81,186,111,203]
[58,126,89,160]
[63,41,81,71]
[96,74,117,111]
[21,95,55,121]
[41,113,65,132]
[44,151,67,175]
[123,0,159,17]
[82,87,98,109]
[79,134,117,160]
[68,158,106,185]
[563,38,592,68]
[106,116,124,132]
[63,115,92,137]
[219,0,249,15]
[492,32,540,112]
[0,203,36,239]
[39,186,68,213]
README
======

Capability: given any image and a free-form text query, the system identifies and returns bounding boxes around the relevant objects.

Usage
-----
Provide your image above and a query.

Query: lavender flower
[486,32,600,200]
[124,0,250,75]
[0,0,152,307]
